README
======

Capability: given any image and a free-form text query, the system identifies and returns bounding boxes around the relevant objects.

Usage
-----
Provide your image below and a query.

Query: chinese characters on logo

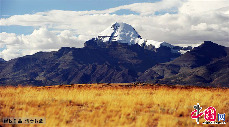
[191,103,226,124]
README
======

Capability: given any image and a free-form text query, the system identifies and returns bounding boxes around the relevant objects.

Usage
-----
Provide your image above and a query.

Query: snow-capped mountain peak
[97,22,174,48]
[98,22,145,45]
[95,22,194,54]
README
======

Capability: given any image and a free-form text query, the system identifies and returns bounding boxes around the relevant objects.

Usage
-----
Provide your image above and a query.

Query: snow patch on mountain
[178,50,189,54]
[145,40,174,48]
[174,43,202,48]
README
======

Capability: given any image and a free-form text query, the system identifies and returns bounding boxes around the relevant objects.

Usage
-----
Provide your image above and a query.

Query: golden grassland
[0,83,228,127]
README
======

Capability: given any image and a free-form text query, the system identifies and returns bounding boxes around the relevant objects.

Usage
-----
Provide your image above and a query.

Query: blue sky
[1,0,160,15]
[1,0,160,34]
[0,0,229,60]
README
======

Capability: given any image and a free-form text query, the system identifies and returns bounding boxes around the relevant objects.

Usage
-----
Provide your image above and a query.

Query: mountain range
[0,22,228,87]
[139,41,229,87]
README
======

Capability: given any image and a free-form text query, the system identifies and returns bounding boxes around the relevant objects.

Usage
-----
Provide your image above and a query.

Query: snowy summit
[97,22,173,48]
[98,22,145,45]
[95,22,198,54]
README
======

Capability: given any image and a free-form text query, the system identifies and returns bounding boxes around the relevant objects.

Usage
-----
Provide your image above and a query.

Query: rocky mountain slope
[0,58,5,62]
[138,41,229,87]
[0,41,180,85]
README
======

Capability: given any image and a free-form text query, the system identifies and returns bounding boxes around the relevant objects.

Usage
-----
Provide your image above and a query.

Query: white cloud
[0,0,229,60]
[0,28,84,60]
[179,0,229,15]
[105,0,183,15]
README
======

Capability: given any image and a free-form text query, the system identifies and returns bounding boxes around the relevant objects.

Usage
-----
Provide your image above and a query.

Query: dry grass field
[0,83,228,127]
